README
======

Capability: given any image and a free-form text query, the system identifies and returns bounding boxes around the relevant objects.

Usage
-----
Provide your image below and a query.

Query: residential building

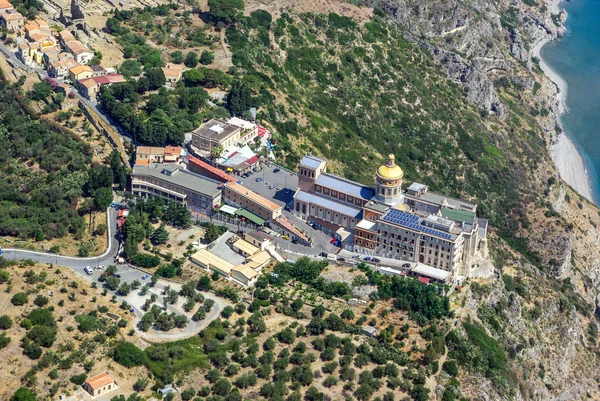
[226,116,259,145]
[162,63,183,84]
[69,64,93,81]
[64,39,94,64]
[0,0,14,14]
[216,144,260,174]
[243,231,271,250]
[24,19,54,45]
[75,74,126,100]
[17,42,42,66]
[190,119,242,153]
[190,117,261,155]
[231,264,259,287]
[222,182,283,221]
[131,163,222,214]
[232,238,259,257]
[191,249,235,278]
[164,146,184,162]
[83,372,119,397]
[362,325,377,338]
[135,146,165,164]
[49,58,79,79]
[0,9,22,31]
[245,249,271,271]
[58,29,75,45]
[90,64,106,77]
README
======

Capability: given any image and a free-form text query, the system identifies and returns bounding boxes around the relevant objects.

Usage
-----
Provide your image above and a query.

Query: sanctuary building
[293,154,488,278]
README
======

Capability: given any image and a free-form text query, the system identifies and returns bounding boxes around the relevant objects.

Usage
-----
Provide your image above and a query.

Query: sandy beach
[532,37,595,203]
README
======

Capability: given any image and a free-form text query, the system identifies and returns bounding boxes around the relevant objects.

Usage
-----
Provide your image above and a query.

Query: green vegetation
[446,321,508,387]
[112,341,147,368]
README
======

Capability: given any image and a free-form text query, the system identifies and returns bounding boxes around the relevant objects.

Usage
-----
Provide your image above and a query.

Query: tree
[312,305,326,317]
[198,275,212,290]
[184,51,199,68]
[213,378,232,396]
[27,325,56,347]
[341,309,355,320]
[171,50,184,64]
[226,80,252,117]
[113,342,146,367]
[151,224,169,245]
[200,50,215,65]
[94,187,113,211]
[31,81,51,101]
[208,0,244,24]
[146,67,166,90]
[11,293,28,306]
[10,387,36,401]
[120,59,143,78]
[0,315,12,329]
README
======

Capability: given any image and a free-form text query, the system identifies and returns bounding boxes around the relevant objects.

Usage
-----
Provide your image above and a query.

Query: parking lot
[240,163,299,208]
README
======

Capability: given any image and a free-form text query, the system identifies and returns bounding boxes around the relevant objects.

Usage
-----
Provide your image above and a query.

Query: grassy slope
[226,11,552,245]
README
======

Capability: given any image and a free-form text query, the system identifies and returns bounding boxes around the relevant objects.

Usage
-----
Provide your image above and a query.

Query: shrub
[11,293,28,306]
[0,315,12,329]
[70,373,87,385]
[10,387,37,401]
[33,295,49,307]
[27,325,57,347]
[0,332,10,349]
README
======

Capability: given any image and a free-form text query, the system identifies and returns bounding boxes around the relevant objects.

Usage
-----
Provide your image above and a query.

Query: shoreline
[532,34,596,203]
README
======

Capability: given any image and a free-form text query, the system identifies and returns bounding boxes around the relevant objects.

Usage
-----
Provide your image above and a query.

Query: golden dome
[377,154,403,180]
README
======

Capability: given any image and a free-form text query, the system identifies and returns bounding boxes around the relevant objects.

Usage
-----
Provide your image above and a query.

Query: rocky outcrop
[366,0,566,117]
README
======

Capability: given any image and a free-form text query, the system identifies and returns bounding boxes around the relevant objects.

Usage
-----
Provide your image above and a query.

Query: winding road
[2,207,231,342]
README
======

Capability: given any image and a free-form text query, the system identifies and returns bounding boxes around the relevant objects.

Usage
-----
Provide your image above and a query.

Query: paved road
[3,207,229,341]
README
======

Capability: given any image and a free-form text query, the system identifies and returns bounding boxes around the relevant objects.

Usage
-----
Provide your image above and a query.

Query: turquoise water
[541,0,600,204]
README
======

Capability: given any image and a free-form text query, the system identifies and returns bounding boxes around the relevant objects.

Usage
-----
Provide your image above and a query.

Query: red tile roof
[185,155,236,183]
[85,372,115,390]
[417,276,430,285]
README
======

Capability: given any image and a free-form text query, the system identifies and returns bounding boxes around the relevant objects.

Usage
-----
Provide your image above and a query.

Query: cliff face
[365,0,600,399]
[367,0,566,118]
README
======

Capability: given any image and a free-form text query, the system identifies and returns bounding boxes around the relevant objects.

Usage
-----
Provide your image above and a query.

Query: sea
[541,0,600,204]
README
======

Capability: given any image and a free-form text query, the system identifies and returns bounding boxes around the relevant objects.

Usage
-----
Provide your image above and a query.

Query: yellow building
[190,249,235,278]
[69,64,93,82]
[232,238,259,257]
[246,250,271,272]
[231,264,259,287]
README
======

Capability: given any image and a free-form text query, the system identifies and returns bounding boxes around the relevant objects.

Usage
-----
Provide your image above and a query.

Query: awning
[219,205,238,215]
[235,208,266,225]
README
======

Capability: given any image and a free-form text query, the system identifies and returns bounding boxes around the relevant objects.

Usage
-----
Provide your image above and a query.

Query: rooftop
[191,119,240,142]
[295,190,362,218]
[316,173,375,200]
[406,189,476,211]
[380,208,456,240]
[235,208,266,226]
[59,30,75,42]
[70,64,92,75]
[412,263,451,281]
[244,230,271,243]
[364,200,390,214]
[1,11,22,20]
[191,249,235,274]
[184,155,236,183]
[0,0,13,9]
[299,155,327,170]
[132,163,222,198]
[355,219,377,231]
[232,264,259,280]
[137,146,165,156]
[247,249,271,265]
[227,116,256,130]
[440,208,476,224]
[84,372,115,390]
[225,182,282,212]
[66,40,92,55]
[232,238,259,256]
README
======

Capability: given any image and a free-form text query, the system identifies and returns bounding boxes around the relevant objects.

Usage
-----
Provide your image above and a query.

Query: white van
[84,266,94,275]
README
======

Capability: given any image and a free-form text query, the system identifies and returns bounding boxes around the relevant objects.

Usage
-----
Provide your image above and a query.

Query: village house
[83,372,119,397]
[0,9,23,31]
[49,58,79,79]
[69,64,93,82]
[65,39,94,64]
[162,62,183,84]
[75,74,125,100]
[0,0,14,13]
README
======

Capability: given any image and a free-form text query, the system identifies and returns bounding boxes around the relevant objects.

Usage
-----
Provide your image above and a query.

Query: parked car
[242,173,249,178]
[352,255,361,260]
[319,252,328,257]
[273,168,280,173]
[141,274,150,280]
[402,263,411,268]
[282,235,290,240]
[256,177,263,182]
[269,184,276,189]
[84,266,93,275]
[337,257,346,262]
[363,256,372,261]
[291,239,298,244]
[372,258,381,263]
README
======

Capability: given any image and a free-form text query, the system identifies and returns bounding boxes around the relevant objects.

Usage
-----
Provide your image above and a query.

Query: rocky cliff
[363,0,600,399]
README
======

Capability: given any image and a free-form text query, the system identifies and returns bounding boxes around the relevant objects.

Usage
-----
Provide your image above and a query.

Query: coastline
[532,35,596,203]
